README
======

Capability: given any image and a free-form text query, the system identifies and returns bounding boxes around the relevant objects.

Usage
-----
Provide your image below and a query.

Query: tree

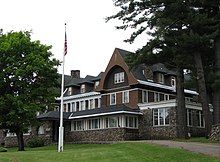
[107,0,220,136]
[0,31,60,151]
[107,0,191,138]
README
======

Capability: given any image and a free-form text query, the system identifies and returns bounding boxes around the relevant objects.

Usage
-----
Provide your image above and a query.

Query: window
[142,90,148,103]
[38,126,45,135]
[114,72,124,84]
[81,84,85,93]
[187,109,193,126]
[94,81,99,89]
[72,102,75,112]
[165,94,169,101]
[187,109,204,128]
[90,99,94,109]
[67,103,71,112]
[109,117,118,128]
[76,102,79,111]
[80,101,85,110]
[125,116,138,128]
[159,73,164,84]
[196,110,204,127]
[88,119,100,130]
[153,108,170,126]
[154,92,160,102]
[67,87,72,95]
[110,93,116,105]
[122,91,129,103]
[71,120,84,131]
[105,116,118,128]
[171,77,176,87]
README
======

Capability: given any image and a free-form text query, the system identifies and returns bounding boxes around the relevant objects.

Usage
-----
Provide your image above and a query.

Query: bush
[27,137,44,148]
[0,147,7,152]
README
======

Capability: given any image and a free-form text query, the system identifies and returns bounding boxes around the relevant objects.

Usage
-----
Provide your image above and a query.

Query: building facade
[1,48,207,146]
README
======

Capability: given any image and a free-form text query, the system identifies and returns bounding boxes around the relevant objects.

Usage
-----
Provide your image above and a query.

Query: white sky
[1,0,148,77]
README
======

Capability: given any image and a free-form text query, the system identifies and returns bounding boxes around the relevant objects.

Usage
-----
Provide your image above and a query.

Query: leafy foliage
[27,137,44,148]
[0,30,60,150]
[0,147,7,152]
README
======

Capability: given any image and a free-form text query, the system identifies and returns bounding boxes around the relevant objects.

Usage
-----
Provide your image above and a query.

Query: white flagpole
[58,23,67,152]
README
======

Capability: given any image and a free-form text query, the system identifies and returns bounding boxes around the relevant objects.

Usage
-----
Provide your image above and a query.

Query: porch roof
[69,104,142,119]
[37,111,71,121]
[37,104,142,121]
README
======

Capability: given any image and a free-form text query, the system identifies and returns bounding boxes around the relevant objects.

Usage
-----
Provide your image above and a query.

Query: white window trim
[110,93,116,105]
[114,72,125,84]
[153,108,170,126]
[122,91,129,103]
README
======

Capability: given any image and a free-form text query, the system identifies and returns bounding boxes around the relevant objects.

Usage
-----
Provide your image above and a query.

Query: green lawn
[0,142,219,162]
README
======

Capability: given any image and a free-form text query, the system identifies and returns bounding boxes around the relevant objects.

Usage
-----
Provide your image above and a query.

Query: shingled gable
[96,48,138,91]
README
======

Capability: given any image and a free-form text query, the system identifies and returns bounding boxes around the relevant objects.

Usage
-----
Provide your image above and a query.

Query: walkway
[145,140,220,158]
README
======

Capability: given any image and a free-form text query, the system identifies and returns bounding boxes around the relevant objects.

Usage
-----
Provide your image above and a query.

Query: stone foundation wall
[65,128,139,143]
[139,108,178,139]
[209,124,220,141]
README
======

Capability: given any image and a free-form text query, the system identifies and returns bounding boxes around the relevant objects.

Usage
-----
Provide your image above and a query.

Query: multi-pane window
[110,93,116,105]
[186,109,204,128]
[196,110,204,127]
[122,91,129,103]
[71,120,84,131]
[153,108,170,126]
[87,119,100,130]
[125,116,138,128]
[114,72,125,84]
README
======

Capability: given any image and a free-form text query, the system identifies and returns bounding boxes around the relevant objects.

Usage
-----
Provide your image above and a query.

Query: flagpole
[58,23,67,152]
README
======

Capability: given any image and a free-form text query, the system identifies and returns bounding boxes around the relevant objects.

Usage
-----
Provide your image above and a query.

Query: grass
[0,142,219,162]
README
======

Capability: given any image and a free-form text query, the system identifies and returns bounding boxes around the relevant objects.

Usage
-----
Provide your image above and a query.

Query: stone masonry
[209,124,220,141]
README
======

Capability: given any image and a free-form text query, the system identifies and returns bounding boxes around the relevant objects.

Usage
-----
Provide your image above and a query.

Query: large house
[1,48,206,146]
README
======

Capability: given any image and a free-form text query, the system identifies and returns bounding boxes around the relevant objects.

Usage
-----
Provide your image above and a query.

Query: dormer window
[67,87,72,95]
[114,72,124,84]
[158,73,164,84]
[171,77,176,87]
[81,84,85,93]
[94,81,99,89]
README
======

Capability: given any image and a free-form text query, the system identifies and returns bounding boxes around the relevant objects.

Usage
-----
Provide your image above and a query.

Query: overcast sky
[1,0,147,77]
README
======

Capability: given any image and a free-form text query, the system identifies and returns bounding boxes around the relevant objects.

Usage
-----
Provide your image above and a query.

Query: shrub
[0,147,7,152]
[27,137,44,148]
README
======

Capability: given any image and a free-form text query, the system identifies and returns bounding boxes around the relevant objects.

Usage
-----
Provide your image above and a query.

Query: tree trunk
[194,51,212,137]
[213,36,220,124]
[16,130,25,151]
[176,66,187,139]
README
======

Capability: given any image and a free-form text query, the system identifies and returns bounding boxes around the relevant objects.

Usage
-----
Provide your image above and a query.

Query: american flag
[64,31,67,56]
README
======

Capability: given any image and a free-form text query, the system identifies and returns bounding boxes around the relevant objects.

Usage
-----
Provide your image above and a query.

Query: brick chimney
[71,70,80,79]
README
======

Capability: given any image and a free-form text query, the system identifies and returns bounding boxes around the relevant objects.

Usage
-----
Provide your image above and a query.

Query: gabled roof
[96,48,139,91]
